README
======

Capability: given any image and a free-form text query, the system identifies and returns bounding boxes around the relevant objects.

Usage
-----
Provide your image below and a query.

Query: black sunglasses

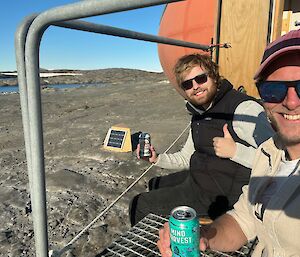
[181,73,208,90]
[256,80,300,103]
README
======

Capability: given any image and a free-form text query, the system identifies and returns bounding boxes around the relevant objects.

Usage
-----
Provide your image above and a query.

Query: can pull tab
[176,210,192,220]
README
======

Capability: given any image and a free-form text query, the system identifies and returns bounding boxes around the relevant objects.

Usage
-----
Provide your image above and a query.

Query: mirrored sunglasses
[256,80,300,103]
[181,73,208,90]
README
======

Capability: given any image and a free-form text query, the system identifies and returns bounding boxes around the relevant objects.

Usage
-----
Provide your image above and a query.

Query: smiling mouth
[195,90,206,96]
[283,114,300,120]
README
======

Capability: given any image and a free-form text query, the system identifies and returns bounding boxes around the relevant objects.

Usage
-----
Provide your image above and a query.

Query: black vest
[188,80,257,207]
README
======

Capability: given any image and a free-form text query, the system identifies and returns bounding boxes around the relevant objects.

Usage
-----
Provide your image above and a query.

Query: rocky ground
[0,70,190,257]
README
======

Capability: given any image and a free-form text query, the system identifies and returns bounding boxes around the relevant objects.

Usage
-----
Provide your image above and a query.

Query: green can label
[169,206,200,257]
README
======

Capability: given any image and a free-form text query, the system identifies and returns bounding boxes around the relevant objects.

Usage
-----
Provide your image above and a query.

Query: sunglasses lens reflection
[194,74,208,85]
[257,80,300,102]
[181,80,193,90]
[258,82,286,103]
[181,74,208,90]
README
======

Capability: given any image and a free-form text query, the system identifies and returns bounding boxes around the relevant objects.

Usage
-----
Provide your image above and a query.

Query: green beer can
[169,206,200,257]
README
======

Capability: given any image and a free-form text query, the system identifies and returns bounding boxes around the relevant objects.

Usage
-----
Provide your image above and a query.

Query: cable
[50,122,191,257]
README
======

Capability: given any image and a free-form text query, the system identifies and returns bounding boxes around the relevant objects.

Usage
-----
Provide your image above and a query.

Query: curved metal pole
[23,1,183,256]
[15,14,38,192]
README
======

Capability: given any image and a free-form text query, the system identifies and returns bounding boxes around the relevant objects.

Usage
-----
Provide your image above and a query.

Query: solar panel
[103,126,132,152]
[107,130,126,148]
[100,214,257,257]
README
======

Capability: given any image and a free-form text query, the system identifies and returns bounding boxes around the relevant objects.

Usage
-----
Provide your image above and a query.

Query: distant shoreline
[0,82,109,95]
[1,72,83,78]
[0,68,167,87]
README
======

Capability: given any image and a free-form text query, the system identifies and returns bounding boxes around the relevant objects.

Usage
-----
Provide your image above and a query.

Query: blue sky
[1,1,166,72]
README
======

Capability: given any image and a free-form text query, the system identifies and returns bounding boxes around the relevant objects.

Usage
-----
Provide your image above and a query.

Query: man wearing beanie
[158,29,300,257]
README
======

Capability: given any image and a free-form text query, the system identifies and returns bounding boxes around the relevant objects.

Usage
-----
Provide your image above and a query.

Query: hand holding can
[138,132,152,158]
[158,223,172,257]
[169,206,200,257]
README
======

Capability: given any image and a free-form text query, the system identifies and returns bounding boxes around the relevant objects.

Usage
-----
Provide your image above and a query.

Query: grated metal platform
[100,213,257,257]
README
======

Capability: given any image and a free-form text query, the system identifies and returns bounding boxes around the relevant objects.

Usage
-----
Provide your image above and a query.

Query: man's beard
[279,131,300,146]
[269,115,300,146]
[189,90,215,108]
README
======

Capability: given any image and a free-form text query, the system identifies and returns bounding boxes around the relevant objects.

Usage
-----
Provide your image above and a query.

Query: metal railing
[101,213,258,257]
[15,1,217,256]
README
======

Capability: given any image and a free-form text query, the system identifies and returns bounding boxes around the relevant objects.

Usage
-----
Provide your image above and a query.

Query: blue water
[0,86,18,93]
[0,83,106,94]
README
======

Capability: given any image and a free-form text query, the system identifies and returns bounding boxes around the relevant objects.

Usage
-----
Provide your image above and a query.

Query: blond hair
[174,53,221,87]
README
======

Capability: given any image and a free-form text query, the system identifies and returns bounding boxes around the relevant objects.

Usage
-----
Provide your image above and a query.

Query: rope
[50,122,191,257]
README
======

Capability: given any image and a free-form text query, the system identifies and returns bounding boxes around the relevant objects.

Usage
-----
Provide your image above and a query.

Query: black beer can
[139,132,151,157]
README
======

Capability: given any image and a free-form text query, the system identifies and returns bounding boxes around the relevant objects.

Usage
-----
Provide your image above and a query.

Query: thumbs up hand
[213,124,237,158]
